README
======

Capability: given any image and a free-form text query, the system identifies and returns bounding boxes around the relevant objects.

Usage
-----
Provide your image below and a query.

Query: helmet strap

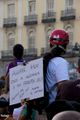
[50,44,57,52]
[58,45,66,52]
[50,44,66,52]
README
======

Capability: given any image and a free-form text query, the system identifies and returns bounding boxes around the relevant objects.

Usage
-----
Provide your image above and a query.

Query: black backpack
[29,52,55,113]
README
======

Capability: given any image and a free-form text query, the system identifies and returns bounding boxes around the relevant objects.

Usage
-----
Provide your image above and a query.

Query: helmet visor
[49,37,69,45]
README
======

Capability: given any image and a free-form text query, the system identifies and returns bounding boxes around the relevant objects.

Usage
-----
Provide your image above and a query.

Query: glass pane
[47,0,54,12]
[8,33,15,50]
[28,31,35,48]
[8,38,15,50]
[29,38,35,48]
[8,4,15,17]
[66,26,73,46]
[69,0,73,6]
[28,0,35,15]
[65,0,73,9]
[46,29,52,48]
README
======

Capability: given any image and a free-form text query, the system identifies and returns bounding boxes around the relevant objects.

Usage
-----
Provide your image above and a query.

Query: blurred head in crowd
[52,111,80,120]
[13,44,24,59]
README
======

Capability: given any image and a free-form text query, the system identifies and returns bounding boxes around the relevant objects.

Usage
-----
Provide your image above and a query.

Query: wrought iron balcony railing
[1,50,13,58]
[61,8,76,21]
[24,48,37,55]
[3,17,17,28]
[24,15,38,25]
[42,11,56,23]
[1,48,37,60]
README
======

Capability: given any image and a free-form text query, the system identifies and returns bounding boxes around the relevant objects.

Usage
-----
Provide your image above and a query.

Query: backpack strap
[11,61,17,67]
[48,84,57,93]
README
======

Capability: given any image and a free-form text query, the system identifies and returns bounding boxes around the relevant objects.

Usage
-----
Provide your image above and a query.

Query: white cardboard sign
[9,58,44,105]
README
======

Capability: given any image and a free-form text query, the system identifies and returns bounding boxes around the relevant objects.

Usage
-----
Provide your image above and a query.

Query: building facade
[0,0,80,76]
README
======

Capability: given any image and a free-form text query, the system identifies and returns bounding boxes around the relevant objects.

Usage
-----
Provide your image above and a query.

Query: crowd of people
[0,29,80,120]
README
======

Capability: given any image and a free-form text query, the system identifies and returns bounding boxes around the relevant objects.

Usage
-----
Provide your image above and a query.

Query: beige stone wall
[0,0,80,55]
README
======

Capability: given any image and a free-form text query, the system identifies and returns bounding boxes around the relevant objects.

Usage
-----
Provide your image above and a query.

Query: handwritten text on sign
[9,58,44,105]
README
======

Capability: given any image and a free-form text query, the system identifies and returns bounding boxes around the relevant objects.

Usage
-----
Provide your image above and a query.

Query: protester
[4,44,25,115]
[5,44,36,119]
[44,29,70,119]
[13,99,27,120]
[52,111,80,120]
[5,44,25,92]
[6,44,25,74]
[0,77,5,94]
[45,29,69,104]
[0,77,9,114]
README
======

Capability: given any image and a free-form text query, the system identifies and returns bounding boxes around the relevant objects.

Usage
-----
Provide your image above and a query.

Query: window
[8,3,15,17]
[8,32,15,50]
[65,25,73,46]
[46,0,54,12]
[65,0,73,9]
[28,0,36,15]
[28,30,35,48]
[45,27,53,48]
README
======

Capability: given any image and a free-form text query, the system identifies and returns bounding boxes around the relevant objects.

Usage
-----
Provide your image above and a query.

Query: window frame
[28,0,36,15]
[7,32,15,50]
[65,24,73,46]
[65,0,74,9]
[28,29,36,49]
[46,0,54,12]
[7,3,15,18]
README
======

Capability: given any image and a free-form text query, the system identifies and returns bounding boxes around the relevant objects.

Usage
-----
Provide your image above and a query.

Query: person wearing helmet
[44,29,70,119]
[46,29,69,103]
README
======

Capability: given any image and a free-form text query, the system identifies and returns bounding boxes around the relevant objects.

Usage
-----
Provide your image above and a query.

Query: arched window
[65,25,73,46]
[28,0,36,15]
[7,32,15,50]
[46,0,54,12]
[65,0,73,9]
[45,26,54,48]
[7,0,15,18]
[28,29,35,48]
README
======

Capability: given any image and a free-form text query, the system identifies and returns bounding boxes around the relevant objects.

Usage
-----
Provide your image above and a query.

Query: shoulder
[8,61,17,68]
[49,57,68,69]
[50,57,68,67]
[6,60,17,75]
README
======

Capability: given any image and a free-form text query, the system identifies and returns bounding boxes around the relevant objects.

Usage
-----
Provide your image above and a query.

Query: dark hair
[52,111,80,120]
[44,45,66,61]
[43,44,67,67]
[13,44,24,59]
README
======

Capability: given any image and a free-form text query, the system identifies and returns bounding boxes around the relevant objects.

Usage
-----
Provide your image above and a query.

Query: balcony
[1,50,13,60]
[60,8,76,21]
[24,15,38,25]
[1,48,37,60]
[3,17,17,28]
[42,11,56,23]
[24,48,37,56]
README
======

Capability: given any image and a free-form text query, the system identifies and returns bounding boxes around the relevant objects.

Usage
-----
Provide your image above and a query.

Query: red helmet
[49,29,69,46]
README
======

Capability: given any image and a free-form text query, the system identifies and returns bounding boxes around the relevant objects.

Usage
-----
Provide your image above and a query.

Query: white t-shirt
[46,57,69,104]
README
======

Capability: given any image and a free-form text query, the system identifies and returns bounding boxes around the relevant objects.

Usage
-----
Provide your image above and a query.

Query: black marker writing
[12,92,19,101]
